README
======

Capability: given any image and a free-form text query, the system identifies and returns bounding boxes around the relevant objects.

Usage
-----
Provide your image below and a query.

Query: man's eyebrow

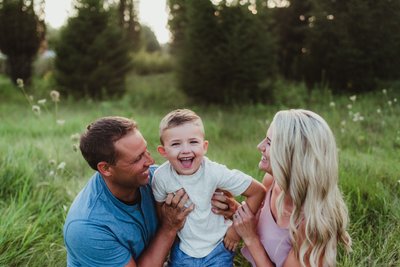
[267,137,272,142]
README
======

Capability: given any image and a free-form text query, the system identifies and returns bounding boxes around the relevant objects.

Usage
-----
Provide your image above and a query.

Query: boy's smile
[158,122,208,175]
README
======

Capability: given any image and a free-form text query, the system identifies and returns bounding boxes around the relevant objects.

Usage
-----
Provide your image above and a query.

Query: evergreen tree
[177,0,277,104]
[141,25,160,52]
[304,0,400,92]
[118,0,141,51]
[0,0,45,85]
[167,0,187,55]
[55,0,131,99]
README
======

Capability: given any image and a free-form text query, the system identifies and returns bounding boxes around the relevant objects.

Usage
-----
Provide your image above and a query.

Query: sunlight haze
[44,0,170,44]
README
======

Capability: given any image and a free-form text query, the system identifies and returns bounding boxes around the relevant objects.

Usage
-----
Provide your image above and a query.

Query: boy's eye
[190,140,199,144]
[171,143,179,146]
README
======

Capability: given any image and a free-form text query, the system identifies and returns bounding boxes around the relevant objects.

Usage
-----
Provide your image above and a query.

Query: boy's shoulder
[153,161,172,177]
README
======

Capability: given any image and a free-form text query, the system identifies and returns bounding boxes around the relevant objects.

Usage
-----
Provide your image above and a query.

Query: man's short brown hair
[79,116,137,170]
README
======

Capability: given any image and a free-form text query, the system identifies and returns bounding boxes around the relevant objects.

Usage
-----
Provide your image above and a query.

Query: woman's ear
[157,145,167,157]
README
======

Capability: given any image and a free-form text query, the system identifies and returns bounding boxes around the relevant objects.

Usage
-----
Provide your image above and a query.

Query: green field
[0,73,399,266]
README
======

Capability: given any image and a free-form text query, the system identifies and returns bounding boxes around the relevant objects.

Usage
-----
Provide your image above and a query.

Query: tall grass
[0,74,399,266]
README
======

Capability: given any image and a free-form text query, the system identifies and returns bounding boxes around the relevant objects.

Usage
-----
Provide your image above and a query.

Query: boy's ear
[157,145,167,157]
[203,140,209,154]
[97,161,112,177]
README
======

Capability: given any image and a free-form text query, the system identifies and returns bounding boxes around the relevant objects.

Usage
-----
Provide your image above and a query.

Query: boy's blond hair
[159,109,204,144]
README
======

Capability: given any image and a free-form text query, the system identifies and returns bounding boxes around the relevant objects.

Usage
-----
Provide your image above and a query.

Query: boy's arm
[241,179,266,214]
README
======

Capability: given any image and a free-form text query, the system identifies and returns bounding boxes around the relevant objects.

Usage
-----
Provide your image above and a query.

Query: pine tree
[55,0,131,99]
[0,0,45,85]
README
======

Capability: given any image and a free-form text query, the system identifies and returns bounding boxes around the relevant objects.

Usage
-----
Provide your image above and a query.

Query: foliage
[176,0,277,104]
[131,49,173,75]
[117,0,141,51]
[167,0,187,55]
[55,0,131,99]
[0,0,45,85]
[302,0,400,93]
[140,25,161,52]
[0,73,400,266]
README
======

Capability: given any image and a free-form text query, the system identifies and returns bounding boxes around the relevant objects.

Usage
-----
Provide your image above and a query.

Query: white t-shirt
[152,157,252,258]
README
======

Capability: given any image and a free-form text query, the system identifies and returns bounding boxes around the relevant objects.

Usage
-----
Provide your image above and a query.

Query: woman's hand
[233,201,259,245]
[211,189,239,219]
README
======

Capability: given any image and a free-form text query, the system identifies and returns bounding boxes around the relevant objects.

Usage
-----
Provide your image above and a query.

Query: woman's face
[257,126,272,174]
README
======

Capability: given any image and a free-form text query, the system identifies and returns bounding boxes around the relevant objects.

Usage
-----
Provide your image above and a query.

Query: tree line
[1,0,399,104]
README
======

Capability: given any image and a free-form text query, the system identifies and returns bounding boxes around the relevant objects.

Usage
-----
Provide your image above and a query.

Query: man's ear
[97,161,112,177]
[157,145,167,157]
[203,140,209,154]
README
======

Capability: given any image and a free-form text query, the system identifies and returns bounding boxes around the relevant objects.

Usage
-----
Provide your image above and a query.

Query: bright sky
[44,0,170,44]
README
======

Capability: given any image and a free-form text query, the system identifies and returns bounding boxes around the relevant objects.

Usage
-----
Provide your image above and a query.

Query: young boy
[152,109,266,266]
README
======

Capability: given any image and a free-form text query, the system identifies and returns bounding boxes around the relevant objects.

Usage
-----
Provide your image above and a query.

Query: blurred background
[0,0,399,266]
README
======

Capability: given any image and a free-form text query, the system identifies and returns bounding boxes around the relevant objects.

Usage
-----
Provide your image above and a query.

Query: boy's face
[158,122,208,175]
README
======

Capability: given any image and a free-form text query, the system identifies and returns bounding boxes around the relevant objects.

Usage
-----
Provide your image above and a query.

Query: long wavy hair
[270,109,351,267]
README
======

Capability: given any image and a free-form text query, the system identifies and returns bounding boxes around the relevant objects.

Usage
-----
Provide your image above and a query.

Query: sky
[44,0,170,44]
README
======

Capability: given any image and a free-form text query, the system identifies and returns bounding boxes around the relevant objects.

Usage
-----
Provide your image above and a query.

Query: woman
[232,109,352,267]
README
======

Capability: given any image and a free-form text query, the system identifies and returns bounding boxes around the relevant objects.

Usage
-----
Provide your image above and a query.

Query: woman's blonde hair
[270,109,351,267]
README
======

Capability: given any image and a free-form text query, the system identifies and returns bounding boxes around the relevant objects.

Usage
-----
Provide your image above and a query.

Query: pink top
[242,186,292,267]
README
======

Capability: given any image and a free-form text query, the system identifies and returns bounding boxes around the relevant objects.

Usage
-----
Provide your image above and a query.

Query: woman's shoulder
[262,172,274,191]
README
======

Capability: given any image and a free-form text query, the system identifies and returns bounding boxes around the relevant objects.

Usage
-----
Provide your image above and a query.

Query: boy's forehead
[162,121,205,137]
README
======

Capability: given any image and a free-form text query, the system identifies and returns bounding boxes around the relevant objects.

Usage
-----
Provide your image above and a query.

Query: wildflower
[341,128,345,133]
[49,159,56,165]
[347,104,352,109]
[327,14,334,20]
[382,89,387,95]
[32,105,41,115]
[70,133,80,141]
[29,95,34,101]
[394,98,397,103]
[49,170,55,176]
[16,78,24,88]
[57,162,66,170]
[388,101,392,106]
[50,90,60,102]
[329,102,335,107]
[56,119,65,125]
[349,95,356,102]
[341,120,346,126]
[37,99,46,105]
[377,108,381,114]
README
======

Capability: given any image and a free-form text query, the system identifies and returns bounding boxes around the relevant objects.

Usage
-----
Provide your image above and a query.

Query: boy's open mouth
[179,156,194,168]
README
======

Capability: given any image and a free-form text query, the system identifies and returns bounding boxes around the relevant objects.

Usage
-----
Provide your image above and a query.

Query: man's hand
[211,189,239,220]
[160,188,194,232]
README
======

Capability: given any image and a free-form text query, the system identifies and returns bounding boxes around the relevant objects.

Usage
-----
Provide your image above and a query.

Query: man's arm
[129,189,193,267]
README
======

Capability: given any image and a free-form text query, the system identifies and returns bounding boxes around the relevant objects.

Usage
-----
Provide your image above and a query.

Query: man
[64,116,194,267]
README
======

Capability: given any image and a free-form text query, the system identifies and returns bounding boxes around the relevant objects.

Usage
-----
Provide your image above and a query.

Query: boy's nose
[181,143,191,153]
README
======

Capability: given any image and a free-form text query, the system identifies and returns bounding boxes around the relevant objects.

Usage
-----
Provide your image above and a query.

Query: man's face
[108,130,155,189]
[158,122,208,175]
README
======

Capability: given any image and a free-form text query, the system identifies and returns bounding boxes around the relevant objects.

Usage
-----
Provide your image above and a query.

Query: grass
[0,73,399,266]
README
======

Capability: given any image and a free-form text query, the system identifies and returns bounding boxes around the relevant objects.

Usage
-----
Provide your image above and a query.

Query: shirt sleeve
[64,220,131,267]
[213,162,253,196]
[151,168,167,203]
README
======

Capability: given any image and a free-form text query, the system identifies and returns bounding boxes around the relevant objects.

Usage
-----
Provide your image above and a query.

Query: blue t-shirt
[64,166,158,267]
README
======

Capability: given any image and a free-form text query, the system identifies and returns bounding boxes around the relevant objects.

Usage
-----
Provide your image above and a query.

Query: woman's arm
[234,202,274,267]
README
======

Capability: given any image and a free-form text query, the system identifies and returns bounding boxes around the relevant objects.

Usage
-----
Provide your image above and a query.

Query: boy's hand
[223,226,241,251]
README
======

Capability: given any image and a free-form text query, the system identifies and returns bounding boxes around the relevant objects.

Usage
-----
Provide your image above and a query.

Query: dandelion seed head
[16,78,24,87]
[63,205,68,212]
[388,101,392,106]
[49,170,55,176]
[341,128,345,133]
[327,14,334,20]
[49,159,56,165]
[29,95,34,101]
[32,105,41,115]
[377,108,381,114]
[382,89,387,94]
[347,104,352,109]
[50,90,60,102]
[349,95,357,102]
[38,99,46,105]
[56,119,65,125]
[57,162,66,170]
[341,120,346,126]
[70,133,80,141]
[394,98,397,103]
[329,102,335,107]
